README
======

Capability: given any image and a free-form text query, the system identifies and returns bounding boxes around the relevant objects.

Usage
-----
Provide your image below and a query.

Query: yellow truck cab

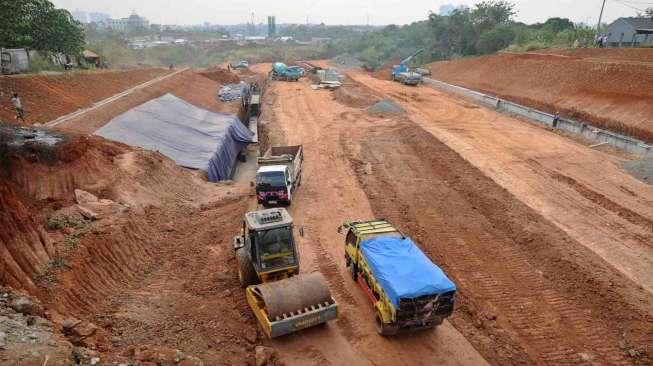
[341,220,456,335]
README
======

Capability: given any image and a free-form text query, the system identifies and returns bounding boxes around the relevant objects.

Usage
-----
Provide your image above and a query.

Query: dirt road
[260,69,652,365]
[264,73,489,366]
[350,71,653,297]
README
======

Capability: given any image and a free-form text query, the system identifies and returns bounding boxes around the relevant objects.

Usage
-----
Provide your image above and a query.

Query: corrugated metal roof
[615,17,653,30]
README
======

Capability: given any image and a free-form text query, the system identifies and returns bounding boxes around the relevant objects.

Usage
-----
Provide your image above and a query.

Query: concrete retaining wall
[424,78,653,158]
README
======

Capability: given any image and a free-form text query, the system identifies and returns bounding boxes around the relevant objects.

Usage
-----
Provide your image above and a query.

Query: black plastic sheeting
[95,93,253,182]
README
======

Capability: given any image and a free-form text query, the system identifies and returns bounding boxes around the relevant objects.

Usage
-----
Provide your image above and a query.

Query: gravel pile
[367,99,406,114]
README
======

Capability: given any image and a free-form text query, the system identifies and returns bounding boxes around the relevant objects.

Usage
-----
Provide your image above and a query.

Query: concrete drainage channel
[424,78,653,158]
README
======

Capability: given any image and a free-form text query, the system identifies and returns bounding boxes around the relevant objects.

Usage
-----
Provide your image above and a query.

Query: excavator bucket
[246,272,337,338]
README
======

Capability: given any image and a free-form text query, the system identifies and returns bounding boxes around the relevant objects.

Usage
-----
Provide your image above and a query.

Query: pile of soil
[199,67,241,84]
[333,78,380,109]
[371,58,400,80]
[367,99,405,114]
[0,68,167,125]
[428,50,653,143]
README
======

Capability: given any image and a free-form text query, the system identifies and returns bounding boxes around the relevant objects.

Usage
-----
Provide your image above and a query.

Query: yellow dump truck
[234,208,337,337]
[340,220,456,335]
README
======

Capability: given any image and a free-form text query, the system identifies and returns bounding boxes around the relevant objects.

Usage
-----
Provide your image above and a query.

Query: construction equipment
[392,49,425,86]
[231,60,249,69]
[339,220,456,335]
[256,145,303,206]
[270,62,302,81]
[234,208,337,338]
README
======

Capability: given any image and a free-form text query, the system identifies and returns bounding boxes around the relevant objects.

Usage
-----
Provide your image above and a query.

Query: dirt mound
[428,51,653,143]
[367,99,406,114]
[333,78,380,109]
[371,58,400,80]
[199,67,241,84]
[55,70,243,135]
[0,68,167,125]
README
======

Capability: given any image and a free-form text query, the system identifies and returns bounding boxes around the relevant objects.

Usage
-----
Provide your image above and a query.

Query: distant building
[605,17,653,47]
[105,12,149,32]
[71,10,87,23]
[89,12,110,23]
[439,4,469,16]
[311,37,333,44]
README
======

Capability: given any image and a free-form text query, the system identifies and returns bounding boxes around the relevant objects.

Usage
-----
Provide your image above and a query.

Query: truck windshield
[256,227,296,270]
[257,172,286,187]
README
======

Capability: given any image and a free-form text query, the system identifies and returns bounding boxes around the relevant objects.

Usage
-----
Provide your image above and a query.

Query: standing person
[552,112,560,128]
[11,93,26,122]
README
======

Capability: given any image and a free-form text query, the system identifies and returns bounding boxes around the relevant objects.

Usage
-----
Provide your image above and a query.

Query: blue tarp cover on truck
[95,93,253,182]
[360,237,456,309]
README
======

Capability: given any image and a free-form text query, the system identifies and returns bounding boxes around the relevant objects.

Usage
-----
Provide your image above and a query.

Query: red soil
[55,70,243,135]
[199,67,241,84]
[0,68,167,125]
[427,50,653,143]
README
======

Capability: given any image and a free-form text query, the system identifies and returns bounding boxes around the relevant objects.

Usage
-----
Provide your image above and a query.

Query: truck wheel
[350,263,358,281]
[374,312,399,336]
[236,248,258,288]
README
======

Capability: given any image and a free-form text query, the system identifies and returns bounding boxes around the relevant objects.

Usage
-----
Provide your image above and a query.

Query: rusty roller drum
[254,272,333,319]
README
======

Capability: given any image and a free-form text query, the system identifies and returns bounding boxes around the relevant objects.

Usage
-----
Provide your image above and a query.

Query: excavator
[233,208,337,338]
[392,49,425,86]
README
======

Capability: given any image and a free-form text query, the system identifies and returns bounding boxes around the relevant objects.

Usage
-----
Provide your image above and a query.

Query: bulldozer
[234,208,337,338]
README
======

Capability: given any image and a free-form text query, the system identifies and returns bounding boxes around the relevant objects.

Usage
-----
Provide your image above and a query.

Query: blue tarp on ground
[360,237,456,309]
[95,93,253,182]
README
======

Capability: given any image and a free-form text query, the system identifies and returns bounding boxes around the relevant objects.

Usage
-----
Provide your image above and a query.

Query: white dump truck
[256,145,303,206]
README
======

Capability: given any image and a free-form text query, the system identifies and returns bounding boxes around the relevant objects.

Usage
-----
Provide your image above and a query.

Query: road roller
[233,208,337,338]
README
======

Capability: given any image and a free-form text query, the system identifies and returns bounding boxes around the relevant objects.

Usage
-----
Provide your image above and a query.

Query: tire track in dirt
[268,78,490,366]
[550,172,653,240]
[341,116,652,365]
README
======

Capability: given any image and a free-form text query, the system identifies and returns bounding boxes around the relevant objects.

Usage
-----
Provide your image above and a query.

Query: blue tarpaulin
[95,93,253,182]
[360,237,456,309]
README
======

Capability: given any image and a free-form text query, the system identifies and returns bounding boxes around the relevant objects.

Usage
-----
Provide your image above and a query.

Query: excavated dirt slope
[0,69,167,125]
[55,69,243,135]
[427,50,653,143]
[0,134,259,365]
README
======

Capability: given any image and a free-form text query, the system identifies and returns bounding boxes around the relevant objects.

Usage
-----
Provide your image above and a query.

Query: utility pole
[596,0,607,34]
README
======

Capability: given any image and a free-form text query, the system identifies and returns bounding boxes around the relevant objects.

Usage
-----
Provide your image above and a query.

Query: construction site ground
[427,49,653,144]
[0,54,652,365]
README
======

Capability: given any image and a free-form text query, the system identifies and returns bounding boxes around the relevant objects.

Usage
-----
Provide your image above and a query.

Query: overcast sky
[50,0,641,26]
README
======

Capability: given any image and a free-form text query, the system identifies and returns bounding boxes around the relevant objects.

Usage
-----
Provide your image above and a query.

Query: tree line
[328,1,595,68]
[0,0,85,55]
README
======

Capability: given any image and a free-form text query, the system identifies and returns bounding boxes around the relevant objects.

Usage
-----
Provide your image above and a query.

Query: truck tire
[374,312,399,336]
[350,262,358,281]
[236,248,258,288]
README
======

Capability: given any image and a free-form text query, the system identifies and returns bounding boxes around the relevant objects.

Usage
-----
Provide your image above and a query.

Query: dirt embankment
[56,70,243,135]
[0,69,167,125]
[0,134,262,365]
[428,50,653,143]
